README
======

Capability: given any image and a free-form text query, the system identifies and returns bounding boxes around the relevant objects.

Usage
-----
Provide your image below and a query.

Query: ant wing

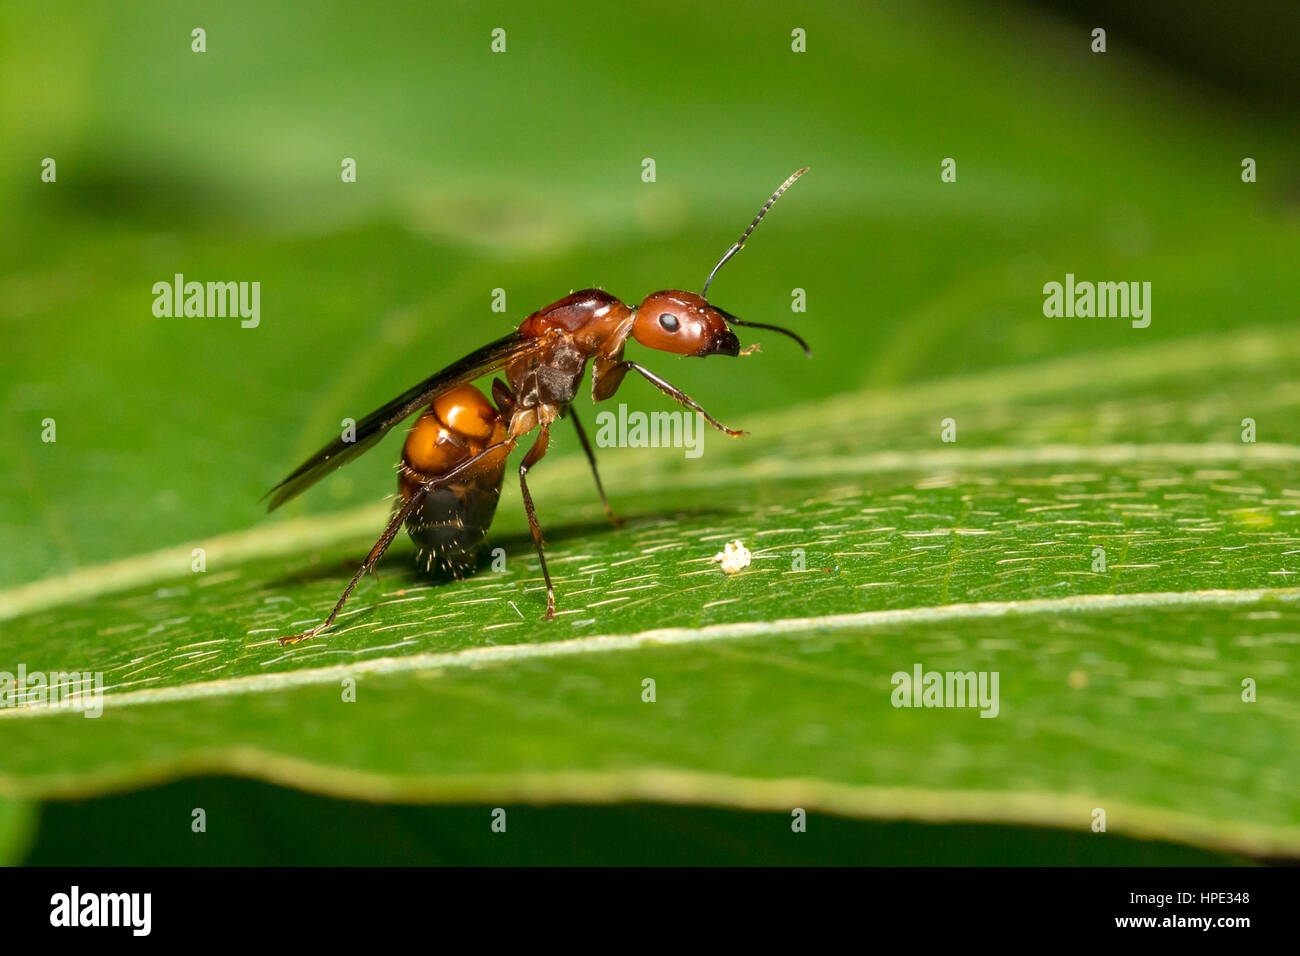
[264,331,537,512]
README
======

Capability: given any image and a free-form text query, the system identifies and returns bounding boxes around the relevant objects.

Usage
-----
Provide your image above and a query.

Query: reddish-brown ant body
[268,168,810,643]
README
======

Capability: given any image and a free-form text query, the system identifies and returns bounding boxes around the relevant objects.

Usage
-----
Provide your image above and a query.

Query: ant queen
[267,168,811,644]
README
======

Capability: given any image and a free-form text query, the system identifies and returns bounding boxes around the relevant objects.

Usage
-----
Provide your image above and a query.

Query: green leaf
[4,329,1300,857]
[0,797,37,865]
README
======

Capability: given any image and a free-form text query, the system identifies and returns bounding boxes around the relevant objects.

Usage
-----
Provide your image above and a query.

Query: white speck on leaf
[713,540,752,575]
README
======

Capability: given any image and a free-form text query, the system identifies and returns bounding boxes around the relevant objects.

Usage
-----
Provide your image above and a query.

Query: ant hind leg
[281,435,519,645]
[280,493,419,645]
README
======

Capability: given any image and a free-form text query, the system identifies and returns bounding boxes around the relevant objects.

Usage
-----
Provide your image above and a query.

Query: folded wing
[265,331,536,511]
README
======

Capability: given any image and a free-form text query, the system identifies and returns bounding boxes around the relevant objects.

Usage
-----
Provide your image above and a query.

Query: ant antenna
[702,167,813,357]
[714,307,812,358]
[701,166,809,298]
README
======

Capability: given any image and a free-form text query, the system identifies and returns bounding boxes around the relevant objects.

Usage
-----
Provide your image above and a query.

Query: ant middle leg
[569,409,618,526]
[518,424,555,619]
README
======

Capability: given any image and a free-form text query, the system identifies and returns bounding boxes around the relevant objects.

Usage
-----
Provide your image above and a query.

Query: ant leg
[491,377,517,415]
[281,436,518,645]
[569,410,618,526]
[281,494,420,645]
[619,361,745,437]
[518,424,556,619]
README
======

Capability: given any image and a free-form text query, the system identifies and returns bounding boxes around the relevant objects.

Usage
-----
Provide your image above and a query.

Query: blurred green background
[1,1,1297,864]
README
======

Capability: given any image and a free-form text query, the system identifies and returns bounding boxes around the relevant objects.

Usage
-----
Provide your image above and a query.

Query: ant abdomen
[399,383,509,577]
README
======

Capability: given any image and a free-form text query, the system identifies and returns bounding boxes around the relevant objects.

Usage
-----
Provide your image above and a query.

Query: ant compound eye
[658,313,680,332]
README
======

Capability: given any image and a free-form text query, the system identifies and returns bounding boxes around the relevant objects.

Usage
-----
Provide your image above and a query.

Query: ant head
[631,290,740,356]
[630,168,814,360]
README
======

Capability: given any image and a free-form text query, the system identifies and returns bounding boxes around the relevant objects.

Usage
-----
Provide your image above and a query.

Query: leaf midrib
[5,587,1297,719]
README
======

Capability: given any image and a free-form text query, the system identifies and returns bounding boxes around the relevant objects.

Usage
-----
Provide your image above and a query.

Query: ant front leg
[518,424,556,619]
[595,358,744,437]
[569,409,619,526]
